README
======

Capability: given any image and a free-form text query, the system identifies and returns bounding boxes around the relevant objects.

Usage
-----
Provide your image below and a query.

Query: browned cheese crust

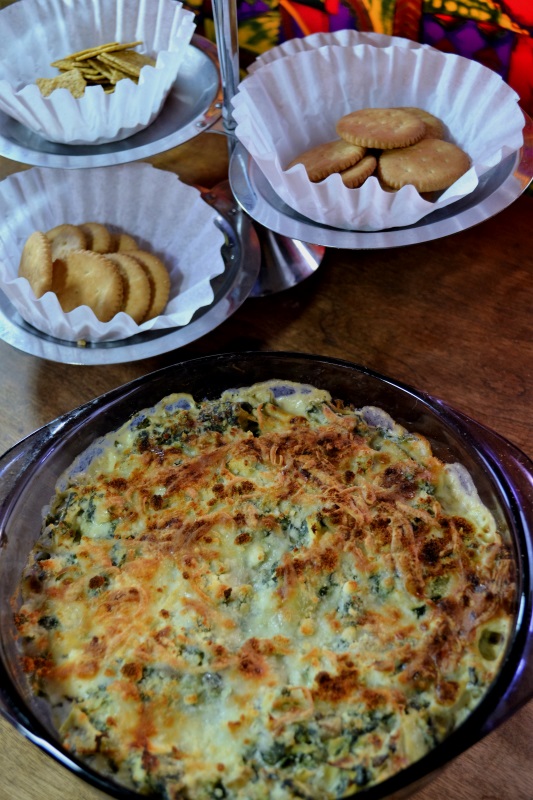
[15,381,515,800]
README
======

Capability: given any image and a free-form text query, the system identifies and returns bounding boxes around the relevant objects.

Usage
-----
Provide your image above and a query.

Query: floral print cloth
[185,0,533,117]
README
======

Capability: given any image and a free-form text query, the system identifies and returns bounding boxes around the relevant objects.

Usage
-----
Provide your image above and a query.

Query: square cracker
[36,68,87,98]
[50,57,78,71]
[98,49,155,78]
[89,58,128,84]
[71,41,142,61]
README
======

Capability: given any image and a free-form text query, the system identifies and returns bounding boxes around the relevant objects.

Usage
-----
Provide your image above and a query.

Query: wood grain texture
[0,130,531,800]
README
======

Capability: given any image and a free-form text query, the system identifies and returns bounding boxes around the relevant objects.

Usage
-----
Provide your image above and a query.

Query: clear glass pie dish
[0,351,532,800]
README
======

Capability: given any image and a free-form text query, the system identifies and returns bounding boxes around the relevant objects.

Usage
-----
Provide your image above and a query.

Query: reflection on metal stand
[211,0,325,296]
[210,0,239,142]
[250,223,325,296]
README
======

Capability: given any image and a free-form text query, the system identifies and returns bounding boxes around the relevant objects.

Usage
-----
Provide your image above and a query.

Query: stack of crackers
[288,107,470,195]
[36,41,156,98]
[18,222,171,325]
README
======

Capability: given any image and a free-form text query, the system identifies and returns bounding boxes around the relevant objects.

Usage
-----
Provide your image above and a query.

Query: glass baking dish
[1,351,532,800]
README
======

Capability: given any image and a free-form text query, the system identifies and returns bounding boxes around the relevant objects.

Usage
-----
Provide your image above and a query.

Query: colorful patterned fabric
[185,0,533,116]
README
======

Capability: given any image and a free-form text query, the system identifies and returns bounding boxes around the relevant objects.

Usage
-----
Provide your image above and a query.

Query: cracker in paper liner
[0,163,226,343]
[232,44,524,232]
[0,0,196,145]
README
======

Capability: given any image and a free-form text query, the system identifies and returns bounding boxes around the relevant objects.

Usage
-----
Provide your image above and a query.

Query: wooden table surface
[0,131,532,800]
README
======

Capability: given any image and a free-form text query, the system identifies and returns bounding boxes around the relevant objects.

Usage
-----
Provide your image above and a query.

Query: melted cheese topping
[15,380,515,799]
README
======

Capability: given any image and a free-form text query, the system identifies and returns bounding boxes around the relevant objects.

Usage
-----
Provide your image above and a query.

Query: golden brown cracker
[339,154,378,189]
[18,231,53,299]
[128,250,170,319]
[68,41,142,61]
[114,232,138,251]
[86,58,126,84]
[377,138,471,192]
[377,177,400,193]
[97,49,155,78]
[79,222,113,254]
[287,139,367,182]
[106,252,152,324]
[47,42,147,95]
[336,108,425,150]
[36,68,87,98]
[76,61,104,78]
[397,107,446,140]
[61,42,119,60]
[51,250,123,322]
[46,224,88,261]
[49,57,78,71]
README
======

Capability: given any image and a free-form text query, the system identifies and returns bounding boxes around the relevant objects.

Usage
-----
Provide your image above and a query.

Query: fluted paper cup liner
[232,44,524,231]
[247,29,428,74]
[0,163,226,342]
[0,0,196,145]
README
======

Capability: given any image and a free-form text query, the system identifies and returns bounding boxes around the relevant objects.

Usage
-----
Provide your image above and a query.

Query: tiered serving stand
[0,6,532,365]
[0,31,264,365]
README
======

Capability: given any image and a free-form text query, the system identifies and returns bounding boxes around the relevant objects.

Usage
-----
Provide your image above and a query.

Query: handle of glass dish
[0,426,52,725]
[0,425,61,546]
[0,402,102,732]
[0,400,101,547]
[438,402,533,732]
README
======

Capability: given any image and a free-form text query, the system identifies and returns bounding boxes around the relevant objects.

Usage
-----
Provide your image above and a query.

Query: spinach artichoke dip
[15,380,515,800]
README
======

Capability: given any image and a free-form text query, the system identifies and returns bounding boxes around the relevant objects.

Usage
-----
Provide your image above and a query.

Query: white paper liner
[233,43,525,231]
[0,0,196,145]
[0,163,226,342]
[247,29,428,73]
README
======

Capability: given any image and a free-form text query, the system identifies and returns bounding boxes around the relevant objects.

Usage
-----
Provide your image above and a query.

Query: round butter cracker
[51,250,124,322]
[114,232,138,251]
[287,139,367,182]
[339,154,377,189]
[106,252,152,324]
[377,138,471,192]
[18,231,53,299]
[46,223,87,260]
[336,108,425,150]
[128,250,170,320]
[79,222,114,254]
[396,107,446,140]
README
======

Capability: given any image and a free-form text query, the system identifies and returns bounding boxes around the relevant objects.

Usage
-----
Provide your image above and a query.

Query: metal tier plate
[0,182,260,364]
[0,35,223,169]
[229,114,533,250]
